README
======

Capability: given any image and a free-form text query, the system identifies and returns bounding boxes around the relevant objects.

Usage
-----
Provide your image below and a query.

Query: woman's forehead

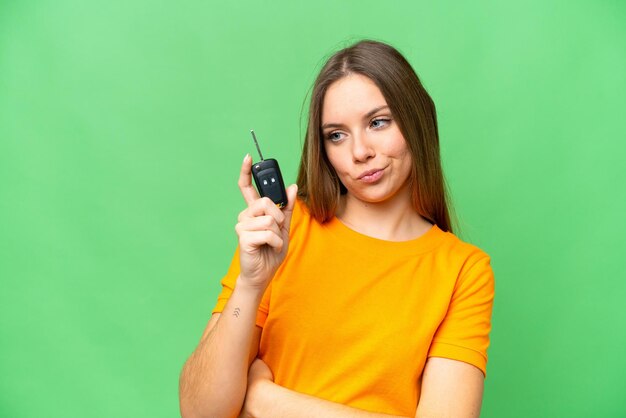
[322,74,388,123]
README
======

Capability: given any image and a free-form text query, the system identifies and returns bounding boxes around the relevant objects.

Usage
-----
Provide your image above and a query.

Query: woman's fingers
[238,154,260,206]
[236,212,284,253]
[236,157,297,257]
[238,230,284,253]
[238,196,285,226]
[235,215,282,238]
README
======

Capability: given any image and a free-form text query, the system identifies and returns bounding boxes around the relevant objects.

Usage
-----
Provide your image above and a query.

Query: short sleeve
[211,246,271,328]
[428,253,495,376]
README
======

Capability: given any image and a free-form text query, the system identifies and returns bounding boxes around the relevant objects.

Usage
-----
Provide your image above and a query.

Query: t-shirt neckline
[323,213,447,257]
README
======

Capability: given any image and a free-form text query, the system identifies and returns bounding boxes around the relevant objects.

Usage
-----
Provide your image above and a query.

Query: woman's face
[321,74,413,206]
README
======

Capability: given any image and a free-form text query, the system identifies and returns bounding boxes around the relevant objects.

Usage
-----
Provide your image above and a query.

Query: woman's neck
[335,188,433,242]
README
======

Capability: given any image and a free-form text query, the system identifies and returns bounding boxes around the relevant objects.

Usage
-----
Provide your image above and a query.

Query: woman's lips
[358,168,385,183]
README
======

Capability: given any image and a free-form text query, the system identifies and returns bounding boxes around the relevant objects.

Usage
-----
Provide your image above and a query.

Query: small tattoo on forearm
[233,308,240,318]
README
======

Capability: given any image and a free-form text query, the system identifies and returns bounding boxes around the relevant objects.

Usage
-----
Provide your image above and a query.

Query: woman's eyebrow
[321,122,343,130]
[321,105,390,130]
[364,105,389,119]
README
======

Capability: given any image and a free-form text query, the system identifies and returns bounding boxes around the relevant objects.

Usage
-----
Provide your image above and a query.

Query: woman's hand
[236,154,298,291]
[248,358,274,386]
[239,358,275,418]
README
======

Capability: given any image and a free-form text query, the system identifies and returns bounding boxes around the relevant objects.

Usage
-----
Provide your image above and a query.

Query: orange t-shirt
[212,199,494,416]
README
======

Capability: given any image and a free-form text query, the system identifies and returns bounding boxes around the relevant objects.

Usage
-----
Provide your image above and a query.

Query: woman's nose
[351,132,375,162]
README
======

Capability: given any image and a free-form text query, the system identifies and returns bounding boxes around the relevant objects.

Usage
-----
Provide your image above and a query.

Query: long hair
[296,40,454,232]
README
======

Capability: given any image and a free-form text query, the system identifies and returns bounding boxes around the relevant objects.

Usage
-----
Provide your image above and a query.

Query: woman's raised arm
[178,155,298,418]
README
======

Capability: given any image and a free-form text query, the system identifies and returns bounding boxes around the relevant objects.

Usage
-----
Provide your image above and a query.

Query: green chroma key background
[1,1,624,416]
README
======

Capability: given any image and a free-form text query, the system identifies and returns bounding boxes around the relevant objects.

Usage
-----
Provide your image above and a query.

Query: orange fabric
[212,199,494,416]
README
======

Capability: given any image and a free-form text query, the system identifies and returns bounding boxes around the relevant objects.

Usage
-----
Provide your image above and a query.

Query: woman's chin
[344,188,407,206]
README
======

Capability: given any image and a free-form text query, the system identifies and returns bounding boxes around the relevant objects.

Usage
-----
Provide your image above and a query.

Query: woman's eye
[370,118,391,129]
[326,131,344,142]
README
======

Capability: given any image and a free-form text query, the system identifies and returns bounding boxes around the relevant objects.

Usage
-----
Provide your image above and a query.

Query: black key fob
[251,158,288,208]
[249,130,288,208]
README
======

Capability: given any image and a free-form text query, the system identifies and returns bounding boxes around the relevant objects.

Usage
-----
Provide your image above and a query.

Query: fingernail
[243,153,250,162]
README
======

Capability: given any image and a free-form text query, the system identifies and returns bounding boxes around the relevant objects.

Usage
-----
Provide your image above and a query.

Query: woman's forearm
[248,381,409,418]
[179,280,263,418]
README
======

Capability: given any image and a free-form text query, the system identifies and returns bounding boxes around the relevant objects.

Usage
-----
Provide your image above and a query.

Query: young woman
[179,40,495,418]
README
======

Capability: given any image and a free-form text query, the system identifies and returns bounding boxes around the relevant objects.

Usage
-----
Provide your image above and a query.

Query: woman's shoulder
[288,197,315,236]
[291,197,311,224]
[435,227,492,267]
[292,197,309,217]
